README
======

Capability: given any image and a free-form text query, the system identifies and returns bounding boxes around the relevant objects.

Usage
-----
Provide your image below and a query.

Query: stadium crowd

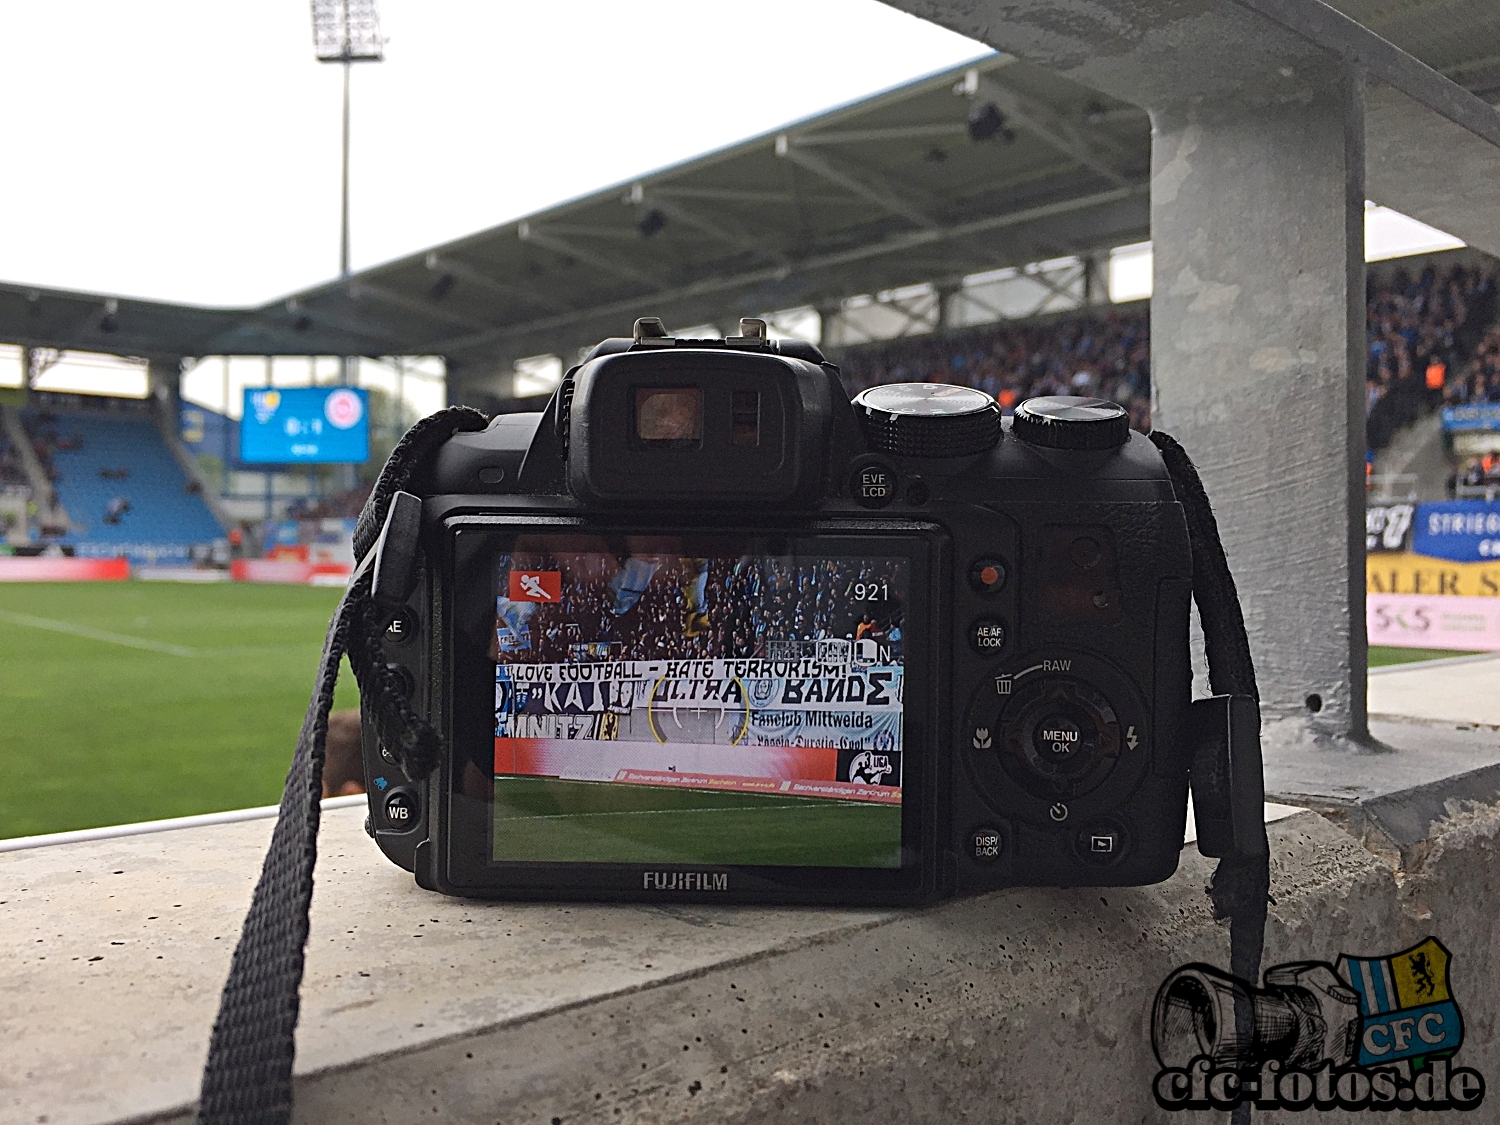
[498,551,906,665]
[835,309,1152,433]
[1451,320,1500,406]
[1365,263,1496,449]
[283,484,372,520]
[829,261,1499,453]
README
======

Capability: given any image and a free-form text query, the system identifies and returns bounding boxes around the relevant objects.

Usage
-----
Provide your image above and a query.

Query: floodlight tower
[310,0,383,281]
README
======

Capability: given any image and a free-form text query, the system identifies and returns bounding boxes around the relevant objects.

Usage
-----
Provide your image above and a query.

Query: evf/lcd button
[849,462,897,508]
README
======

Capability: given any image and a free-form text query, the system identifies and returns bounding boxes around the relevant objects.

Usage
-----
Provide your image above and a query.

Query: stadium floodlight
[311,0,384,63]
[310,0,384,281]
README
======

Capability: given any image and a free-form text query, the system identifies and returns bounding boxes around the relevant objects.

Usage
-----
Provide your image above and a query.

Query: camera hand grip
[1189,695,1267,861]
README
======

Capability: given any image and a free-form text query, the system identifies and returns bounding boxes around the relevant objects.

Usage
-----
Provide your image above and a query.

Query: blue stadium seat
[22,408,225,563]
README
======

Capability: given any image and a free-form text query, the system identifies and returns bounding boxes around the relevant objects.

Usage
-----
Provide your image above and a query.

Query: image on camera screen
[488,537,907,869]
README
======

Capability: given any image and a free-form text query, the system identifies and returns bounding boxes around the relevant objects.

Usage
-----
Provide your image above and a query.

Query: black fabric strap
[196,416,1265,1124]
[195,407,486,1125]
[1151,431,1270,1125]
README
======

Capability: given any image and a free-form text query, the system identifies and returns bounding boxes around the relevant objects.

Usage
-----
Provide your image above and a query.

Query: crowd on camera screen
[502,552,907,665]
[834,310,1152,433]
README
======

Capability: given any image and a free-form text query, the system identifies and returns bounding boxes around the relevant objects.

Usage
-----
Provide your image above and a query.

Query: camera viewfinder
[635,387,702,446]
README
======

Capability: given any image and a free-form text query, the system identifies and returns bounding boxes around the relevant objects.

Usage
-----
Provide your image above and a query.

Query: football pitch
[0,580,1473,842]
[492,776,904,868]
[0,581,359,839]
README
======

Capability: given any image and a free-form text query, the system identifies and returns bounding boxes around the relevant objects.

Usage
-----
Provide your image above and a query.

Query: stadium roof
[4,2,1500,388]
[0,54,1151,377]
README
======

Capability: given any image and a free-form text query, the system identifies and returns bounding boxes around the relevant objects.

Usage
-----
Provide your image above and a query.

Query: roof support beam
[424,253,570,314]
[775,135,940,228]
[628,184,785,266]
[353,281,497,333]
[966,70,1133,188]
[427,185,1143,355]
[518,222,662,289]
[795,122,969,146]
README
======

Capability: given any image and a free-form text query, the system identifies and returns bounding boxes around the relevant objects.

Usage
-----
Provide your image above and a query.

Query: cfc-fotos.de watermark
[1151,938,1485,1111]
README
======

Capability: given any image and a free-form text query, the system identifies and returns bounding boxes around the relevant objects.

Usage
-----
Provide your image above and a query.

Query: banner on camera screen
[494,660,904,801]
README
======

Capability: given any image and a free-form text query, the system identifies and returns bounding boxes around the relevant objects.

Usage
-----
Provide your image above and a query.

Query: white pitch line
[0,610,196,657]
[502,802,830,822]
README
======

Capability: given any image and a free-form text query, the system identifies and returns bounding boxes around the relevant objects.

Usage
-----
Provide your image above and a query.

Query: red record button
[969,556,1007,594]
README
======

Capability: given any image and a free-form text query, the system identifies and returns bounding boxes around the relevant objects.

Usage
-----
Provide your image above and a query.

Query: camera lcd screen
[483,535,908,870]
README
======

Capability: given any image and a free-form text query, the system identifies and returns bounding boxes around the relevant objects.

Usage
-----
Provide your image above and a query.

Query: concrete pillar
[146,357,182,417]
[1148,76,1368,747]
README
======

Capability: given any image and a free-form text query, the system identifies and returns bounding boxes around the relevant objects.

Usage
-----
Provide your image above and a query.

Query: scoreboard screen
[239,386,370,464]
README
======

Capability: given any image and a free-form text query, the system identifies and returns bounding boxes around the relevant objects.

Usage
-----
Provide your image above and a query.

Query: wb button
[384,789,418,830]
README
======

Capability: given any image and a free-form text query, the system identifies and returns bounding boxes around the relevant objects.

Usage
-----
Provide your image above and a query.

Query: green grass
[1369,645,1484,668]
[0,581,359,838]
[492,776,903,868]
[2,578,1481,842]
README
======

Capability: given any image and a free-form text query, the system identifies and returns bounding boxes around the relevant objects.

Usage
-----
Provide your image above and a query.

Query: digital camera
[361,317,1223,904]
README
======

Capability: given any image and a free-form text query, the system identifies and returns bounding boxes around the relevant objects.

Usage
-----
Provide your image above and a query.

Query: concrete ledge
[5,793,1500,1124]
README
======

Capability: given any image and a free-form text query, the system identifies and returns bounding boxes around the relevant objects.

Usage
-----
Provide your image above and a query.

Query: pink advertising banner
[1367,592,1500,651]
[0,557,130,582]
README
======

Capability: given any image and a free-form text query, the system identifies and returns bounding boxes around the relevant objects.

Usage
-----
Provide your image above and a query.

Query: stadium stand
[20,401,225,562]
[831,259,1499,451]
[1365,262,1496,451]
[833,306,1153,432]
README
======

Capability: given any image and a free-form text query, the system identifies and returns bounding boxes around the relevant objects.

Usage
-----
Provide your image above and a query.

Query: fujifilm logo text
[643,871,729,891]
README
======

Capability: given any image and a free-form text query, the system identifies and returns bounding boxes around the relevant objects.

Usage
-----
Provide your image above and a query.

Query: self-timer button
[849,462,897,508]
[969,556,1007,595]
[969,617,1007,654]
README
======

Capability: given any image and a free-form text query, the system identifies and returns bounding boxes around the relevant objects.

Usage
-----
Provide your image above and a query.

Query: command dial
[853,383,1001,459]
[1011,396,1130,451]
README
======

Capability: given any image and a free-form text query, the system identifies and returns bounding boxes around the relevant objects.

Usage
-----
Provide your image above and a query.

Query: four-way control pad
[963,651,1148,829]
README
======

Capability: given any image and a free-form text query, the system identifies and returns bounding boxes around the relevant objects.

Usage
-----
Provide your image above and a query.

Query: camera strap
[1150,431,1271,1125]
[194,406,486,1125]
[193,416,1267,1125]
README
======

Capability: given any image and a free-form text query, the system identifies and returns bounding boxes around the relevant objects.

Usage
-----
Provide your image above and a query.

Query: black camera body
[361,318,1205,905]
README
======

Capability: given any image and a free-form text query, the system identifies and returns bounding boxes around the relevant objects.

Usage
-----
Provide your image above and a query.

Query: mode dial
[1011,396,1130,451]
[852,383,1000,459]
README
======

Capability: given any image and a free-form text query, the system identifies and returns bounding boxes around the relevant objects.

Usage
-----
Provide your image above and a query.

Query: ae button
[384,610,416,645]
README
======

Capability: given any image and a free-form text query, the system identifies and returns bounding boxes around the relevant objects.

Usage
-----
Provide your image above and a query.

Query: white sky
[0,1,990,308]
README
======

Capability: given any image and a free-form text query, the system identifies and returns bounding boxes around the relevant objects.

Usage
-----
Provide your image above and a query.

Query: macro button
[383,789,418,829]
[969,556,1007,595]
[850,462,897,508]
[386,662,416,698]
[969,826,1004,864]
[384,610,416,645]
[969,617,1007,654]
